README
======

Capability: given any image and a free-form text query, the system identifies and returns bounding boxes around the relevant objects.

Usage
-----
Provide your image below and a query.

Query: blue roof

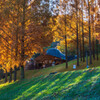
[46,48,66,60]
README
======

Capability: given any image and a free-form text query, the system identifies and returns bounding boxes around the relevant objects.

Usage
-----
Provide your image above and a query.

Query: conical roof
[46,48,66,60]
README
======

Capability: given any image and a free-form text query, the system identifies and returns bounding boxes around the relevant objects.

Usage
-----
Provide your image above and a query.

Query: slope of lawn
[0,66,100,100]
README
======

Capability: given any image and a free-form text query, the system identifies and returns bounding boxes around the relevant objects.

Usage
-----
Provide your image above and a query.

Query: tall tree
[73,0,80,66]
[81,0,85,62]
[88,0,92,64]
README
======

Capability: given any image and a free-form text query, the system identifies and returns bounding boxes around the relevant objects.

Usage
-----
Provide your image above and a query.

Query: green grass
[0,66,100,100]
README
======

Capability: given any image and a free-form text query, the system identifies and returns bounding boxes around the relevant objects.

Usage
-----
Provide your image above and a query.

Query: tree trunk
[65,5,68,69]
[77,24,79,66]
[80,39,82,61]
[91,4,95,60]
[82,2,85,62]
[88,0,92,64]
[9,68,12,82]
[21,0,26,79]
[21,65,24,80]
[65,35,68,68]
[14,65,17,81]
[5,70,7,83]
[15,1,19,61]
[92,37,95,60]
[79,10,82,62]
[76,0,79,66]
[96,39,99,60]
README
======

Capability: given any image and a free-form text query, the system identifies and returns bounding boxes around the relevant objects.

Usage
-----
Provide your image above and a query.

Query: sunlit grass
[0,65,100,99]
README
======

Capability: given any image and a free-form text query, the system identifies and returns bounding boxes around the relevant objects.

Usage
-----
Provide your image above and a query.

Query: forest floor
[0,56,100,99]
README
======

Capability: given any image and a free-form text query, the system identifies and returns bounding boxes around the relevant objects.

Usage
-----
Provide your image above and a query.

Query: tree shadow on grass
[36,69,100,100]
[19,71,86,100]
[0,68,100,100]
[41,69,100,100]
[0,76,45,99]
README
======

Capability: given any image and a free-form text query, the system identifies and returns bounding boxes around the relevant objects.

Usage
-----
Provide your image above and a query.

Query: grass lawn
[0,66,100,100]
[0,55,100,100]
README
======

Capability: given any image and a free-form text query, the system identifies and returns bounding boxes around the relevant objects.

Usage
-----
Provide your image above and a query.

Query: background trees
[51,0,100,68]
[0,0,99,82]
[0,0,53,81]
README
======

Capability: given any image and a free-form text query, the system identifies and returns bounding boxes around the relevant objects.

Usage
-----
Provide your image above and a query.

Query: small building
[25,48,77,70]
[25,48,66,70]
[34,48,66,69]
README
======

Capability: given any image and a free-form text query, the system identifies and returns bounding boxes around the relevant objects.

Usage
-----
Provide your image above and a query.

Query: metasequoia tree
[0,0,53,80]
[52,0,100,66]
[52,0,73,68]
[95,0,100,60]
[75,0,80,66]
[0,0,99,82]
[81,0,85,62]
[69,0,81,66]
[85,0,99,63]
[60,0,69,68]
[87,0,92,64]
[0,0,22,81]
